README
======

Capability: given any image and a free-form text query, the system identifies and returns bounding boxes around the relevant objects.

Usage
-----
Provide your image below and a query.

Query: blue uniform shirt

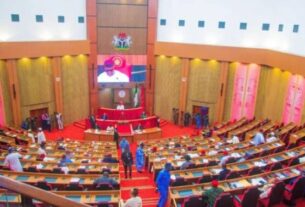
[156,169,171,190]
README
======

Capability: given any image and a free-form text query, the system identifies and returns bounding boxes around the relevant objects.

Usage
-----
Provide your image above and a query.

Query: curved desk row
[169,162,305,207]
[86,116,158,130]
[0,170,120,189]
[0,190,120,206]
[84,127,162,143]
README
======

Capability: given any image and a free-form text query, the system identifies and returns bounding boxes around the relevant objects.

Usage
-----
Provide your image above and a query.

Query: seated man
[134,123,143,132]
[218,163,230,180]
[101,112,108,120]
[106,125,114,132]
[251,130,265,146]
[37,142,47,160]
[232,134,240,144]
[117,101,125,110]
[102,154,118,163]
[93,171,118,187]
[4,147,23,172]
[202,180,224,207]
[266,132,277,143]
[120,188,142,207]
[180,154,193,170]
[219,151,231,166]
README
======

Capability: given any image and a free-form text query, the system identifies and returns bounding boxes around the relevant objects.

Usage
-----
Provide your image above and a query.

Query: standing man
[122,146,133,179]
[4,147,23,172]
[114,128,119,149]
[156,163,172,207]
[55,112,64,130]
[195,113,202,129]
[136,142,145,173]
[119,137,130,153]
[251,130,265,146]
[37,128,46,145]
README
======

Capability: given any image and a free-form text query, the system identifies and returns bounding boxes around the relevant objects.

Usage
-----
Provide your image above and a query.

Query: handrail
[0,175,91,207]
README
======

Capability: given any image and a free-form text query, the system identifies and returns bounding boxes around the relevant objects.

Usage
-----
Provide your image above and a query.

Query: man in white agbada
[37,128,46,144]
[267,132,277,143]
[98,59,129,83]
[232,134,240,144]
[4,147,23,172]
[55,112,64,130]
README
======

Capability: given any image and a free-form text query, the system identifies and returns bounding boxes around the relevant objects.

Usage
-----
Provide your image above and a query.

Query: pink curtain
[231,63,260,121]
[243,64,261,119]
[231,64,247,121]
[0,84,5,127]
[282,75,305,124]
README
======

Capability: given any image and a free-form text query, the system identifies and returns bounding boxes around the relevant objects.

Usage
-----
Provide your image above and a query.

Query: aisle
[119,144,159,207]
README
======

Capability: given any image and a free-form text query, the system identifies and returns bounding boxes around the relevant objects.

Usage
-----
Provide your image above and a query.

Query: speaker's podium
[84,107,162,143]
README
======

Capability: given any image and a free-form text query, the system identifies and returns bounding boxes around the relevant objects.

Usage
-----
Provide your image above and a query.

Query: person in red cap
[202,179,224,207]
[98,59,129,83]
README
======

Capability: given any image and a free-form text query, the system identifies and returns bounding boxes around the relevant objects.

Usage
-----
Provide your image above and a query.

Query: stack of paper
[254,161,266,167]
[230,181,243,188]
[291,168,301,175]
[211,169,222,174]
[170,175,176,180]
[189,153,199,158]
[36,164,44,169]
[299,156,305,163]
[250,177,267,186]
[70,177,80,183]
[202,159,209,164]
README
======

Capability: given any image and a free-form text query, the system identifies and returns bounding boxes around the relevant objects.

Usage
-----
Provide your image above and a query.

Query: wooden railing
[0,175,91,207]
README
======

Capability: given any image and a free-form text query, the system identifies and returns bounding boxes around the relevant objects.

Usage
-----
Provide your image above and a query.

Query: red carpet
[44,120,305,207]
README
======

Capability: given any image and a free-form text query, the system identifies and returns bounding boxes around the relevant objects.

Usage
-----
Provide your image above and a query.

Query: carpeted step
[142,197,159,206]
[73,121,86,129]
[121,186,158,200]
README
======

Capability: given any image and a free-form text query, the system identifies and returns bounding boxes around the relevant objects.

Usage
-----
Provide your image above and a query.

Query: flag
[133,85,139,107]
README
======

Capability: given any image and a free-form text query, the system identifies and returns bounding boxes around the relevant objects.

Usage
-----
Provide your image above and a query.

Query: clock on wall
[118,90,126,98]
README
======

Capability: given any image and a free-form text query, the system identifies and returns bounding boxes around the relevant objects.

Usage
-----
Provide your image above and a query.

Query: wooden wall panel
[16,57,55,120]
[61,55,89,124]
[0,41,90,60]
[98,88,113,109]
[186,59,221,123]
[97,28,147,54]
[255,66,290,122]
[223,63,238,121]
[154,42,305,77]
[154,56,181,120]
[0,60,13,125]
[97,4,147,27]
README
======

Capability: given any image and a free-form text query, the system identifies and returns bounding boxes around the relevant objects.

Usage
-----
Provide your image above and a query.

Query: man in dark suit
[218,163,230,180]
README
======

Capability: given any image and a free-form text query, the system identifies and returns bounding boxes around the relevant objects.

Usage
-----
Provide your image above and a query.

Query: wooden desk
[84,129,113,141]
[289,127,305,144]
[169,162,305,207]
[55,190,120,206]
[169,145,305,183]
[0,170,120,189]
[214,118,247,136]
[84,128,162,143]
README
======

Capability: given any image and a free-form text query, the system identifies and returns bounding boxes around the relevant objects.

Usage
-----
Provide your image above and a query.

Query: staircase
[119,153,159,207]
[73,120,86,129]
[160,119,169,127]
